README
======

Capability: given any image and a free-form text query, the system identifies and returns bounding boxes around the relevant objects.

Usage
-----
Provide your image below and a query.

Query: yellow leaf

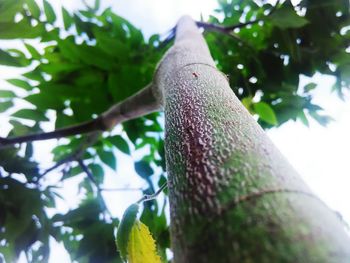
[127,220,161,263]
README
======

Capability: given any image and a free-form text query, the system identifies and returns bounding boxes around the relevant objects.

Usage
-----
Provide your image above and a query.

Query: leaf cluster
[207,0,349,127]
[0,0,167,262]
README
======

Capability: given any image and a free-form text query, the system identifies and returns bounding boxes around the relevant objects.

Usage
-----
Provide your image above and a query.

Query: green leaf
[253,102,278,125]
[25,0,41,19]
[134,161,153,179]
[307,103,323,112]
[304,83,317,93]
[25,143,34,158]
[0,49,24,67]
[62,7,73,30]
[9,119,31,136]
[5,49,30,67]
[127,220,161,263]
[12,109,49,122]
[298,110,309,127]
[0,20,45,39]
[24,43,41,59]
[23,68,44,81]
[309,111,334,127]
[7,79,33,90]
[116,203,139,262]
[75,44,113,70]
[66,165,83,179]
[88,163,104,184]
[40,62,83,74]
[73,14,94,38]
[25,93,62,110]
[94,0,101,11]
[0,0,23,22]
[55,113,76,129]
[0,101,13,113]
[241,96,253,113]
[107,135,130,155]
[268,3,308,29]
[97,149,117,170]
[43,0,56,23]
[0,90,16,98]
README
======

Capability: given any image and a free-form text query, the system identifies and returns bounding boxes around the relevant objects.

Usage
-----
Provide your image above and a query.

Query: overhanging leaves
[43,0,56,23]
[268,1,309,29]
[253,102,278,125]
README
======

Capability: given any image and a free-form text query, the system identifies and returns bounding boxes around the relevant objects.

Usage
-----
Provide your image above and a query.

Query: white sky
[0,0,348,262]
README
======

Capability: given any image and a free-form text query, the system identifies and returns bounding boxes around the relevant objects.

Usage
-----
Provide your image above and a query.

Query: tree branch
[196,0,281,33]
[0,118,102,147]
[158,1,282,52]
[0,83,159,148]
[75,159,144,192]
[196,21,236,33]
[36,132,100,181]
[78,158,114,219]
[158,26,176,50]
[100,187,143,192]
[137,182,167,203]
[77,158,100,188]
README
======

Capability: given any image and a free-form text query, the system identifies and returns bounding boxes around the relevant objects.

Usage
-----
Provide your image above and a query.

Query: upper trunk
[154,16,350,263]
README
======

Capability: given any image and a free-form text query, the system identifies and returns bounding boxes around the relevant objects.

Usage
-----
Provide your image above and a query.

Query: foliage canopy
[0,0,349,262]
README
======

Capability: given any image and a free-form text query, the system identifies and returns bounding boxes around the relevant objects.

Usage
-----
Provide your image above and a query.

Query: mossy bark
[154,16,350,263]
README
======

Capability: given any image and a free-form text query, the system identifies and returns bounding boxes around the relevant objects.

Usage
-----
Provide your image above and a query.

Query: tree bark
[154,16,350,263]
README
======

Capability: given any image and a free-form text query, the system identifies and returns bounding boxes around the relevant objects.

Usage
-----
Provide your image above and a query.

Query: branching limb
[101,82,159,129]
[36,132,101,181]
[0,118,102,147]
[0,83,159,148]
[137,182,167,203]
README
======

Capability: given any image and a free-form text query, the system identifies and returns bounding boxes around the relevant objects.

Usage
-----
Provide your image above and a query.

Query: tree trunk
[154,16,350,263]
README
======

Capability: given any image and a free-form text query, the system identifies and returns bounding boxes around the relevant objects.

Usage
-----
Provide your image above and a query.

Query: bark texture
[154,16,350,263]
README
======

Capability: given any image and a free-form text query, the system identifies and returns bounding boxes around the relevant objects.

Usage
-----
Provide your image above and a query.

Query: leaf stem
[137,182,168,203]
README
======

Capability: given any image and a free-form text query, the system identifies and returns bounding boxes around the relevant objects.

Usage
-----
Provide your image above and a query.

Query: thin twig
[82,0,93,11]
[36,132,100,181]
[137,182,168,203]
[78,158,132,193]
[100,187,143,192]
[158,26,176,50]
[78,158,114,219]
[77,158,99,188]
[196,21,244,43]
[196,21,233,33]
